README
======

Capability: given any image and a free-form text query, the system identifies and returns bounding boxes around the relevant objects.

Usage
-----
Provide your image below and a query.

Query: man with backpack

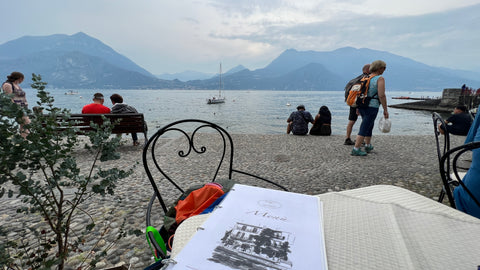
[343,64,370,145]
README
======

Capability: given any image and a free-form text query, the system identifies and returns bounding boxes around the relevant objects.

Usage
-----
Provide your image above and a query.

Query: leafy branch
[0,74,134,269]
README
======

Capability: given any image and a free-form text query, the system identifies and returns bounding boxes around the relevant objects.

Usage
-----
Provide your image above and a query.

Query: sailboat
[207,63,225,104]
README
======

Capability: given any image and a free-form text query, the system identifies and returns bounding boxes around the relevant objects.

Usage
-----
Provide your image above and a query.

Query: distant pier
[391,96,438,101]
[389,88,480,112]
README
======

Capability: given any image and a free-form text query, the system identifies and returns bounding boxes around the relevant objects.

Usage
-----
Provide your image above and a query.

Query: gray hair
[369,60,386,73]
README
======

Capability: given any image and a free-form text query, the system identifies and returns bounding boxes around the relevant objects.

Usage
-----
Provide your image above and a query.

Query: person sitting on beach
[110,93,140,146]
[310,106,332,136]
[82,93,111,114]
[454,110,480,219]
[287,105,314,135]
[438,105,473,136]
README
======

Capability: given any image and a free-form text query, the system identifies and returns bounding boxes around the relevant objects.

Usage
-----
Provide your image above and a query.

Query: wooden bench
[55,113,148,143]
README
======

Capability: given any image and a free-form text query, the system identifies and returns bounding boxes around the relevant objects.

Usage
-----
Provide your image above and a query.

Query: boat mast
[219,63,222,98]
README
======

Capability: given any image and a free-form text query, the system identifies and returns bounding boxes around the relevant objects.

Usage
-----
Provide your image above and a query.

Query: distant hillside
[0,32,174,89]
[224,65,248,75]
[156,70,214,81]
[157,65,247,81]
[1,32,479,90]
[246,47,480,91]
[0,32,153,77]
[0,50,184,89]
[187,47,480,91]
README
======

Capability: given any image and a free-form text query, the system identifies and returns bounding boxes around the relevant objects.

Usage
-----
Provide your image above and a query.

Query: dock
[391,96,438,101]
[389,88,480,112]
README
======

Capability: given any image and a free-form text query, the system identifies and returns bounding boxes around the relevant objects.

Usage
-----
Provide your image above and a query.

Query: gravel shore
[0,133,468,269]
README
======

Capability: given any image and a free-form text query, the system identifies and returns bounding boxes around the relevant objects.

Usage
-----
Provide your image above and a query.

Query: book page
[165,184,327,270]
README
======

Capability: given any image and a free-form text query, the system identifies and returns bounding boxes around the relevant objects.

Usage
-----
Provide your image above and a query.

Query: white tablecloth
[171,185,480,269]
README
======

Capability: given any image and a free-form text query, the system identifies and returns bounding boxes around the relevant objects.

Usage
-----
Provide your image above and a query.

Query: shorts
[358,107,379,137]
[348,107,358,121]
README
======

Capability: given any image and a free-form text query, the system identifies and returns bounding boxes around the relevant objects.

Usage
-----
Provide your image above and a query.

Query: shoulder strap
[360,75,373,94]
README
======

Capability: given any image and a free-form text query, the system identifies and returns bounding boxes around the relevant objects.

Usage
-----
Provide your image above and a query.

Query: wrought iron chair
[143,119,288,261]
[432,112,451,203]
[439,141,480,209]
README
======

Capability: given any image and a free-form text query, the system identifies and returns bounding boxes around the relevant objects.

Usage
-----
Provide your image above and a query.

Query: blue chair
[439,141,480,209]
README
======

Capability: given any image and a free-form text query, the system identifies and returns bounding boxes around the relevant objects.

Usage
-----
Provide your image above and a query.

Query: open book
[164,184,327,270]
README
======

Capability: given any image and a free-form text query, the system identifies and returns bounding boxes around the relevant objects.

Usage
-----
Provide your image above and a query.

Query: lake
[25,89,447,136]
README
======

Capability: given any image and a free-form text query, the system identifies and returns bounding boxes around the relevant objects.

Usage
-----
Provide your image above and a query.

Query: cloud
[2,0,480,74]
[204,2,480,70]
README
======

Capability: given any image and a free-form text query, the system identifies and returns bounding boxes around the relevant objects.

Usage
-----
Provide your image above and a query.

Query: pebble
[129,257,140,264]
[0,134,466,269]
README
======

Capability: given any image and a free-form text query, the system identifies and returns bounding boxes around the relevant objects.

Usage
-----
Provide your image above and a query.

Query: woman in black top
[310,106,332,136]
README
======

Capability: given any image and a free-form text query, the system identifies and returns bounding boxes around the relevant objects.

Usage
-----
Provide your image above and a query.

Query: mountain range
[156,65,247,81]
[1,32,479,91]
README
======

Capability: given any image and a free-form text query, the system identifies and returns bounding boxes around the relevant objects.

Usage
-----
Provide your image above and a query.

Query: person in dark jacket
[439,105,473,136]
[287,105,314,135]
[110,93,140,146]
[310,106,332,136]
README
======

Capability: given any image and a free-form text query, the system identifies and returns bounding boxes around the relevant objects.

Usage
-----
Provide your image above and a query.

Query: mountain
[157,65,247,81]
[224,65,248,75]
[188,62,342,90]
[0,32,153,77]
[204,47,480,91]
[0,32,179,89]
[0,50,185,89]
[156,70,214,81]
[1,32,479,90]
[242,47,480,91]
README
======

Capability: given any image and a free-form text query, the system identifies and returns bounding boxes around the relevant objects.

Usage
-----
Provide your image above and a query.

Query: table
[170,185,480,269]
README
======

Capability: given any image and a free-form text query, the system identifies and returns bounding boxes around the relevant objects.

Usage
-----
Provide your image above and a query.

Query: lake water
[25,89,447,135]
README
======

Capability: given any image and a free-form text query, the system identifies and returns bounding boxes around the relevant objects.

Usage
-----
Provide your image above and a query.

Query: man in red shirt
[82,93,111,114]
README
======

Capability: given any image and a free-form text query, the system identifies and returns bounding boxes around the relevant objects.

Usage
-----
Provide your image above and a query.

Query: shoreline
[0,134,467,269]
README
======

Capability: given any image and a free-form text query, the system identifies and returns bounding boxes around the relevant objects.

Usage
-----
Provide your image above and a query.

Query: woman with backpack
[310,106,332,136]
[351,60,389,156]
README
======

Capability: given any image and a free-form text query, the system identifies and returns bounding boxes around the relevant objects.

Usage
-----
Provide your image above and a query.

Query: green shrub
[0,74,135,269]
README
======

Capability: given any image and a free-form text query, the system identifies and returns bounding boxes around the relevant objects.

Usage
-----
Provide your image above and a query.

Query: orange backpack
[174,183,225,224]
[345,75,373,107]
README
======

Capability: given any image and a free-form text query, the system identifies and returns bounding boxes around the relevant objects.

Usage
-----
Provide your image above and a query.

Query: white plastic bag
[378,117,391,133]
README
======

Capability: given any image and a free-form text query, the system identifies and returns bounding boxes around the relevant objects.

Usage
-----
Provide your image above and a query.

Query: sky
[2,0,480,75]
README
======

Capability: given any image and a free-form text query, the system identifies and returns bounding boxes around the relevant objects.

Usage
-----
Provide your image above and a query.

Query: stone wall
[439,88,480,109]
[440,88,462,107]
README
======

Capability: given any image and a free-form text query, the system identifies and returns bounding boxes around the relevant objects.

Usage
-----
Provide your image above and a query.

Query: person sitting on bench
[82,93,111,114]
[110,93,140,146]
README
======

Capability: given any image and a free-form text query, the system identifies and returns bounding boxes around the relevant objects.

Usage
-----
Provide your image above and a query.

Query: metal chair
[439,141,480,209]
[143,119,288,261]
[432,112,451,203]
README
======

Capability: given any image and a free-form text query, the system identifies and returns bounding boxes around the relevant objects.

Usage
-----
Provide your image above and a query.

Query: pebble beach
[0,133,468,269]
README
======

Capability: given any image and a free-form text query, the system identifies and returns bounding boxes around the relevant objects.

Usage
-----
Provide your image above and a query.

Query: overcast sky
[2,0,480,74]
